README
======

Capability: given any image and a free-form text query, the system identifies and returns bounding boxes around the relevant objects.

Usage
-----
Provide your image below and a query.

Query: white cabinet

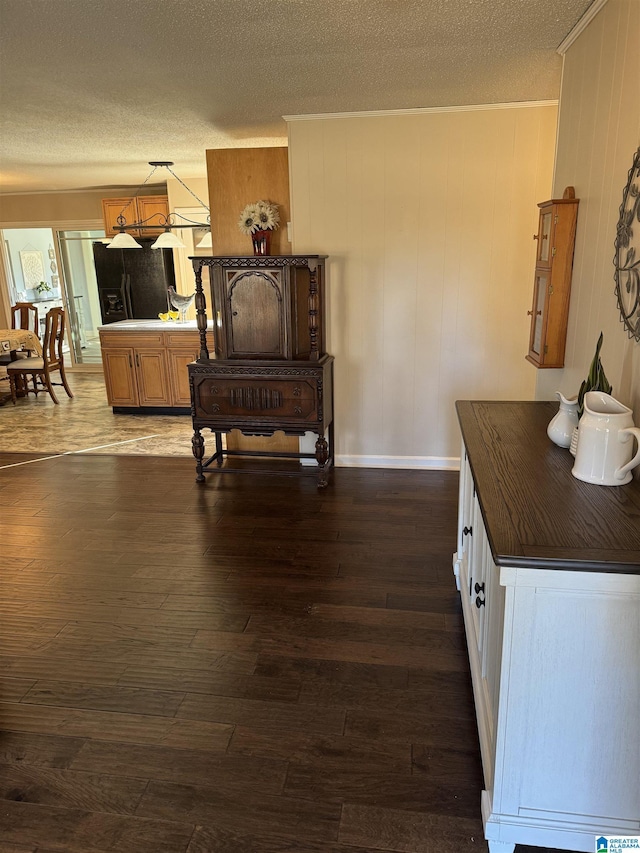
[455,403,640,853]
[454,446,504,797]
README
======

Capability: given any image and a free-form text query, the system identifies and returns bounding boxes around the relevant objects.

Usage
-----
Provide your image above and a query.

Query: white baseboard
[336,454,460,470]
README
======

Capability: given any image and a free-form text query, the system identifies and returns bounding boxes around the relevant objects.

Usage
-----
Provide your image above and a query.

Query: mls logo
[596,840,608,853]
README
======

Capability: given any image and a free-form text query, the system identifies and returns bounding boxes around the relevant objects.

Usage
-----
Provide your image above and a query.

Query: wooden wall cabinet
[102,195,169,237]
[526,187,579,368]
[100,326,200,411]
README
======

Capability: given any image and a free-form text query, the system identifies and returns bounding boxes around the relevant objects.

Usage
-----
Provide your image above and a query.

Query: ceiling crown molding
[557,0,609,55]
[284,100,558,123]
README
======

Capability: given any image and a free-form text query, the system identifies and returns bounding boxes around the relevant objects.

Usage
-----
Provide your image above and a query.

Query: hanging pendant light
[195,231,213,249]
[108,231,143,249]
[106,161,210,249]
[151,230,186,250]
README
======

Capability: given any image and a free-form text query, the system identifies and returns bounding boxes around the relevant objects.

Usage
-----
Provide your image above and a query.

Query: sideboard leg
[488,842,515,853]
[192,428,205,483]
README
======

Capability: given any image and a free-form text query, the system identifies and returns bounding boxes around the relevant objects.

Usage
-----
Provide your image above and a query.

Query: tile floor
[0,372,194,458]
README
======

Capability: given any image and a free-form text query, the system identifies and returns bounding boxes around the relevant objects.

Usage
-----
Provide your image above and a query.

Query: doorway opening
[1,226,105,367]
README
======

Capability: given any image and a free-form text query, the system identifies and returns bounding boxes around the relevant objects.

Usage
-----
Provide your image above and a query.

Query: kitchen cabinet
[102,195,169,237]
[454,400,640,853]
[99,321,202,412]
[526,187,579,368]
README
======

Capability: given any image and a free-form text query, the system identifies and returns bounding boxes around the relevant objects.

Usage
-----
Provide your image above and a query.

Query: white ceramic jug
[547,391,579,448]
[572,391,640,486]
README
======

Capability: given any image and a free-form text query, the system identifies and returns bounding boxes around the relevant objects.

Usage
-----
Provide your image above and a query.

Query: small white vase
[547,391,579,449]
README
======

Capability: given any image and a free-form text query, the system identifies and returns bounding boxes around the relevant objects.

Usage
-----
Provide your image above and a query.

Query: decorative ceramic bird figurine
[167,287,195,323]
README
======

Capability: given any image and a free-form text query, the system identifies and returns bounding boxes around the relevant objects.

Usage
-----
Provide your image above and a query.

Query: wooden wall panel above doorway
[206,148,292,256]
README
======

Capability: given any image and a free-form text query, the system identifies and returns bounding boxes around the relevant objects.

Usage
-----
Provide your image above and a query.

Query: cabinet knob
[474,582,485,594]
[463,525,473,537]
[475,595,486,608]
[232,311,238,316]
[533,234,539,240]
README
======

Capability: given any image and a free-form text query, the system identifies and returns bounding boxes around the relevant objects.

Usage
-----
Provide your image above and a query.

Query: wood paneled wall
[206,148,292,255]
[536,0,640,426]
[288,105,557,465]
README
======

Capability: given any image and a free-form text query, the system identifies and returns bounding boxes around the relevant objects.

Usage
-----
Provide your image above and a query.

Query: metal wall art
[614,146,640,341]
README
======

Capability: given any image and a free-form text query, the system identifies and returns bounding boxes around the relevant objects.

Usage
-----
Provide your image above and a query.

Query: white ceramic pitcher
[547,391,579,448]
[572,391,640,486]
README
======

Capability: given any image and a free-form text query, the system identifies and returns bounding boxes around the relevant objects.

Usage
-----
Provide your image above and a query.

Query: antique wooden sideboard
[188,255,334,486]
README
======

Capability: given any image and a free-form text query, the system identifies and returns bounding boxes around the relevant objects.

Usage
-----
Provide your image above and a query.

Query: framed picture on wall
[19,249,46,290]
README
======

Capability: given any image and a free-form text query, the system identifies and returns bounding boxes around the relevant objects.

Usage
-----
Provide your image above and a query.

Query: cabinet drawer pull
[463,526,473,537]
[475,595,485,608]
[474,582,485,594]
[527,310,542,316]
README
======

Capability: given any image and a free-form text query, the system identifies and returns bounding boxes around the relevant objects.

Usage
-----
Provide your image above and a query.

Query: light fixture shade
[99,237,113,245]
[108,232,143,249]
[151,231,186,249]
[195,230,213,249]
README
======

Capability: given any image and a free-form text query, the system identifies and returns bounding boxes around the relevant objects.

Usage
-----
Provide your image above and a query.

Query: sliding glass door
[56,230,105,365]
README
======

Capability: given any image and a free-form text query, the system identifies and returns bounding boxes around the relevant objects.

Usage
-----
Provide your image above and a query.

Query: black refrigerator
[93,239,176,324]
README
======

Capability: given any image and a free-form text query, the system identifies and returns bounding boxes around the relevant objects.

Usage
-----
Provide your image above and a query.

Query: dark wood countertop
[456,401,640,573]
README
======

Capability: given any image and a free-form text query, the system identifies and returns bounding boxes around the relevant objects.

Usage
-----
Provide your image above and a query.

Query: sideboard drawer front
[194,377,319,421]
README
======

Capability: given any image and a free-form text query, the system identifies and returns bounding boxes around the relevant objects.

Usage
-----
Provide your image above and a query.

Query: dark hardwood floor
[0,454,571,853]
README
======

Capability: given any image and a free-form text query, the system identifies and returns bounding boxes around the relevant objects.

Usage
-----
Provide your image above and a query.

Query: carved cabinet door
[223,269,290,359]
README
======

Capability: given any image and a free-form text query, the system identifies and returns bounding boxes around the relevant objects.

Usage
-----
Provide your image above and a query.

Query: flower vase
[252,229,271,256]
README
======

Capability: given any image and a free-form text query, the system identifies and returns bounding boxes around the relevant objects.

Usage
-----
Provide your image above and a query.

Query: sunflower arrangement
[238,200,280,235]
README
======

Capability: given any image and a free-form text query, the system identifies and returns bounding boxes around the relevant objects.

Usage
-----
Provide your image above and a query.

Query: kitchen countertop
[456,400,640,573]
[98,320,212,332]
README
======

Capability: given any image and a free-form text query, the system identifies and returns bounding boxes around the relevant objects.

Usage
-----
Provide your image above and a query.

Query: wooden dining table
[0,328,43,358]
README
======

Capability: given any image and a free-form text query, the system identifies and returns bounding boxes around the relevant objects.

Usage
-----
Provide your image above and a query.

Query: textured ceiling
[0,0,594,194]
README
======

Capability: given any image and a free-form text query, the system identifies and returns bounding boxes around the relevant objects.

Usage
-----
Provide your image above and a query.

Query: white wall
[288,104,558,466]
[3,227,56,301]
[536,0,640,421]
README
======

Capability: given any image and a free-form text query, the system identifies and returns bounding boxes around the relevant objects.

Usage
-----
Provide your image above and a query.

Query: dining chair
[7,307,73,405]
[11,302,39,336]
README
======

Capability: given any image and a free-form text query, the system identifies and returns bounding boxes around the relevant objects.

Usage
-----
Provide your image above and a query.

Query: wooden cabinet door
[224,269,289,358]
[135,350,171,405]
[527,269,549,364]
[136,196,169,236]
[102,198,139,237]
[102,348,138,405]
[135,349,171,406]
[167,347,198,406]
[535,203,554,268]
